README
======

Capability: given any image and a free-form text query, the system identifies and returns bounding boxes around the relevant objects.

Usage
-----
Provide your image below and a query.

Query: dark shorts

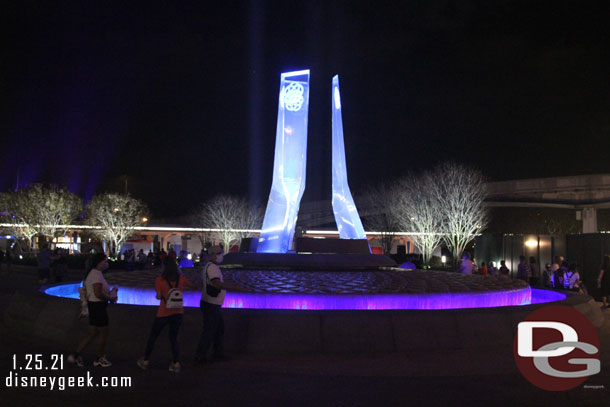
[87,301,109,327]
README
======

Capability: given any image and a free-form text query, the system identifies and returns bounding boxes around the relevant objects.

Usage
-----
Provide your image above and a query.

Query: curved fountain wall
[43,269,565,310]
[13,268,597,369]
[45,283,564,310]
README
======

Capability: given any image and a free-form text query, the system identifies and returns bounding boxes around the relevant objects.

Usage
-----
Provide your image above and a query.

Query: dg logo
[513,305,601,391]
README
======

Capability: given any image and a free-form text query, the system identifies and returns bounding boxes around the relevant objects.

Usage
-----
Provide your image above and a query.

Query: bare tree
[391,173,444,265]
[0,184,82,249]
[431,162,488,264]
[86,193,148,258]
[193,229,211,253]
[193,195,263,251]
[358,184,400,255]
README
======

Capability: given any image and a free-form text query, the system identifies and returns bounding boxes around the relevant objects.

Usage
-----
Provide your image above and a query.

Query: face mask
[216,254,224,264]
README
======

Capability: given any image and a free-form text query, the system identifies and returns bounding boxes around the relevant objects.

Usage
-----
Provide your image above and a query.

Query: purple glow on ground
[44,285,565,310]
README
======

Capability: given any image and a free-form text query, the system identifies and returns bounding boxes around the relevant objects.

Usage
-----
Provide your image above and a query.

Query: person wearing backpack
[137,258,197,373]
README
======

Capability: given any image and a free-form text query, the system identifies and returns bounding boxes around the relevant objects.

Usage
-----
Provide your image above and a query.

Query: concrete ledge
[321,313,395,353]
[246,312,321,353]
[3,288,604,375]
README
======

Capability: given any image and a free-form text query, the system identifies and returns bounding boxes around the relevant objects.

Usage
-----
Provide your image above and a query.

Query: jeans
[144,314,183,363]
[196,301,224,361]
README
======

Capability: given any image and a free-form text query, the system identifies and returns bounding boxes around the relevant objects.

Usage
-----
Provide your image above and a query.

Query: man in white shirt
[195,246,241,364]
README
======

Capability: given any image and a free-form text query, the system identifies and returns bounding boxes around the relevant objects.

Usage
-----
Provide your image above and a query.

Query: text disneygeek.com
[4,371,131,391]
[5,371,132,391]
[6,353,131,391]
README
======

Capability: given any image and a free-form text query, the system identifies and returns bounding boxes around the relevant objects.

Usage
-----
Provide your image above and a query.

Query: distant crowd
[119,248,202,271]
[458,252,610,304]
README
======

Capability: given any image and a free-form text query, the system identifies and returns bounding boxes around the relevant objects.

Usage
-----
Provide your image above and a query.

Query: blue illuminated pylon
[331,75,368,241]
[257,70,310,253]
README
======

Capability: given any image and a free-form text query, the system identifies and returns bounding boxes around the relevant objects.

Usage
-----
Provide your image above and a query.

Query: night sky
[2,1,610,218]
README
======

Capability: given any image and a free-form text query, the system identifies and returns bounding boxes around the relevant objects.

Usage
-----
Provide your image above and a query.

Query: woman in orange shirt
[480,262,488,276]
[137,259,197,372]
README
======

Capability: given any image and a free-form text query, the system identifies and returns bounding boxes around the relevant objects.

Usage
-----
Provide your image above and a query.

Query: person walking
[4,246,13,273]
[195,246,241,365]
[37,244,52,284]
[137,259,197,372]
[68,253,118,368]
[529,256,538,285]
[137,249,146,270]
[499,260,510,277]
[597,255,610,309]
[543,263,552,288]
[517,256,530,283]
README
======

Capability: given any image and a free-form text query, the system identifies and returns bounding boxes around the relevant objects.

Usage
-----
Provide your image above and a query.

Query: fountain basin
[3,269,598,370]
[44,283,564,310]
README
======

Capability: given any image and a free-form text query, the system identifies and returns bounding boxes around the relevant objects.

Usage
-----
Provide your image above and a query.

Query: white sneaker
[93,356,112,367]
[137,358,149,370]
[169,362,181,373]
[67,354,84,368]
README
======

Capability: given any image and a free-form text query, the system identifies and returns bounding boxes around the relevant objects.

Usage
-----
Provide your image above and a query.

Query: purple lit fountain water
[44,268,565,310]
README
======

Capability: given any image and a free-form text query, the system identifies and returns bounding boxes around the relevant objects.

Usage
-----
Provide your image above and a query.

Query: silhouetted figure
[37,244,52,284]
[529,256,538,285]
[499,260,510,277]
[597,255,610,309]
[517,256,530,283]
[5,247,13,273]
[52,248,68,282]
[137,249,146,270]
[480,262,488,276]
[550,256,563,288]
[146,251,154,270]
[488,261,498,276]
[459,253,474,274]
[543,263,552,288]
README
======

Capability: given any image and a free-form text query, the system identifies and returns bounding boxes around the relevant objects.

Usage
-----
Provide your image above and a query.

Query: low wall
[2,288,603,374]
